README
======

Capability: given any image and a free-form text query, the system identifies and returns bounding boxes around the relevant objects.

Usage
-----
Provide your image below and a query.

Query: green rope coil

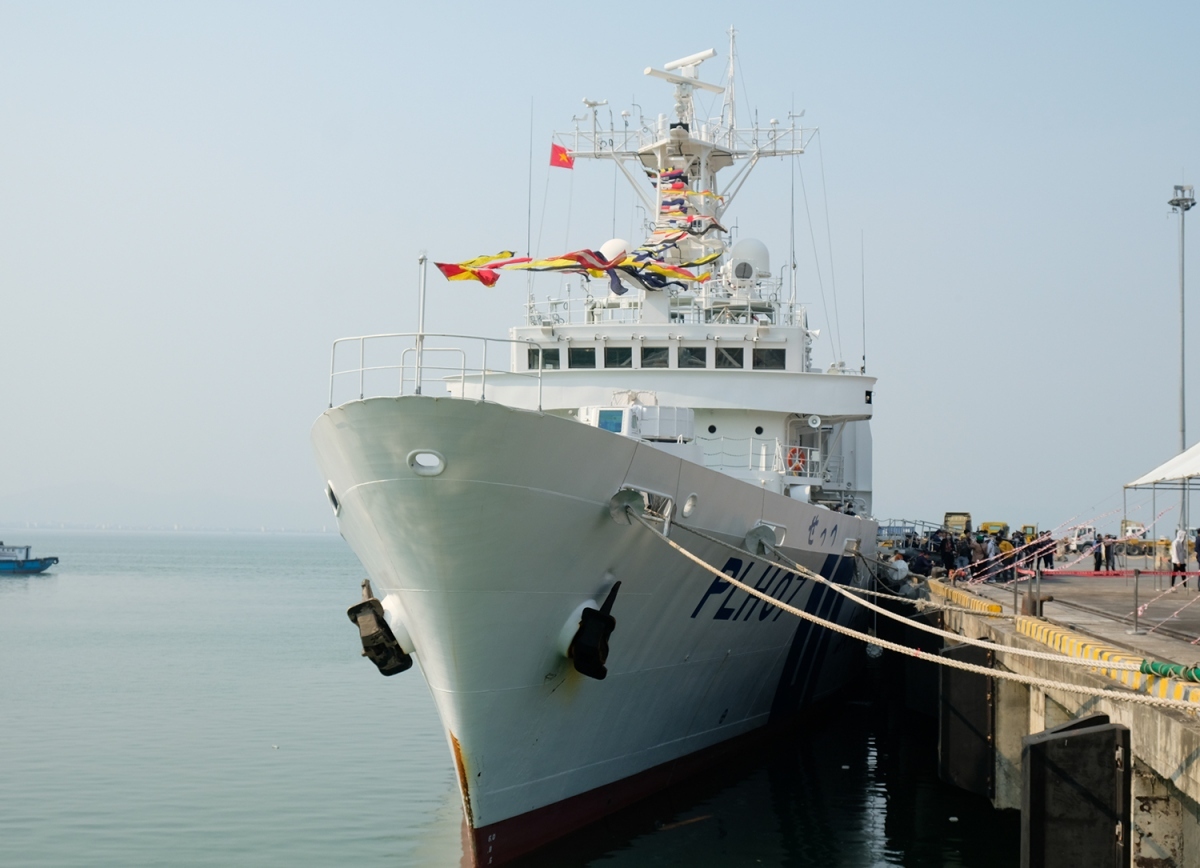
[1140,659,1200,683]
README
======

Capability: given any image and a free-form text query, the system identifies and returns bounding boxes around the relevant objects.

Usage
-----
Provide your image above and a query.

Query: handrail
[696,436,820,475]
[327,332,543,410]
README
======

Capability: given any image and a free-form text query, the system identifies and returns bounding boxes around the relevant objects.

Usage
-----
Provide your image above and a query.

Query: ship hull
[312,396,876,865]
[0,557,58,574]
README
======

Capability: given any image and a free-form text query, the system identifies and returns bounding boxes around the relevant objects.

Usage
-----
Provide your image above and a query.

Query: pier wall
[935,593,1200,867]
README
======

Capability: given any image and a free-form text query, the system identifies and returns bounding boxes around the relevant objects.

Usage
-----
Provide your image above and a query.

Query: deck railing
[327,332,543,409]
[524,286,800,328]
[699,438,823,477]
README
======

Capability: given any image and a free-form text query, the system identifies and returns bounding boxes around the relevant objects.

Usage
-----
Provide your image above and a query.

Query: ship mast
[722,26,737,149]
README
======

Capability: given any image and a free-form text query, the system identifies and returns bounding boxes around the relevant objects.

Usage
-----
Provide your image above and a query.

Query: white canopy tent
[1126,441,1200,490]
[1124,444,1200,540]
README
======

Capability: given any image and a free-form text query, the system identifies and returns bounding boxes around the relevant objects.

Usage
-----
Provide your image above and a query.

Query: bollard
[1127,569,1145,635]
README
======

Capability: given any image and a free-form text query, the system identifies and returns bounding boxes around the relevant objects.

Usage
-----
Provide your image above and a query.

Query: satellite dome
[600,238,630,263]
[728,238,770,279]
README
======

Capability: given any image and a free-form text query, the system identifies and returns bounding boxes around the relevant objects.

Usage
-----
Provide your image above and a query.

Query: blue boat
[0,543,59,574]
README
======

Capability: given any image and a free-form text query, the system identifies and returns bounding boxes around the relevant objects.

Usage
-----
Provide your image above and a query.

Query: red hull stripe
[467,723,774,866]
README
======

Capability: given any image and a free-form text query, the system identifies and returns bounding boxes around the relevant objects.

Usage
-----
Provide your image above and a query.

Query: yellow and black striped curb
[927,580,1200,703]
[1016,618,1200,704]
[927,579,1004,615]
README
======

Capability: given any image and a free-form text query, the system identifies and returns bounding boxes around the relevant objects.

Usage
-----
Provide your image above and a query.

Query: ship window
[568,347,596,368]
[527,348,560,370]
[753,348,786,370]
[598,410,623,432]
[679,346,707,368]
[604,347,633,368]
[640,345,669,368]
[716,346,744,369]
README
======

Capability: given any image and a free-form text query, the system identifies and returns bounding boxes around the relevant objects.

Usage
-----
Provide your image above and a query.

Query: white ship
[312,43,879,866]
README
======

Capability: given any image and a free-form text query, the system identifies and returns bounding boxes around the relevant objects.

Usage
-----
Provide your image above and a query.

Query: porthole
[325,482,340,516]
[707,424,717,434]
[682,494,699,518]
[407,449,446,477]
[755,426,764,435]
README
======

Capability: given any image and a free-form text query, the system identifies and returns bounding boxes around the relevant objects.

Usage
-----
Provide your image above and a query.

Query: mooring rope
[668,518,1150,674]
[629,510,1200,712]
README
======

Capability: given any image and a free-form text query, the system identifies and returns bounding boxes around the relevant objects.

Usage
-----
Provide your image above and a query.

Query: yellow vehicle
[943,512,972,535]
[979,521,1009,538]
[1019,524,1037,539]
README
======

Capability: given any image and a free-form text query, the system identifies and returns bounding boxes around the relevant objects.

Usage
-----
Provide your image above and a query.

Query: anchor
[569,581,621,680]
[346,579,413,676]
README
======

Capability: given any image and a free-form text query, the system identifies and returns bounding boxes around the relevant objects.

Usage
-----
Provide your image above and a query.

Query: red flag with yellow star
[549,143,574,169]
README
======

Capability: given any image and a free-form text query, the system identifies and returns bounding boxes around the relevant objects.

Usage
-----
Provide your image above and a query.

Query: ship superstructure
[313,42,878,866]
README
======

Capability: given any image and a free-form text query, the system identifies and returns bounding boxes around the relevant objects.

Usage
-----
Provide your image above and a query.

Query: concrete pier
[926,577,1200,867]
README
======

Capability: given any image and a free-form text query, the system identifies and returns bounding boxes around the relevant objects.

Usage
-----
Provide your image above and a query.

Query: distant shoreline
[0,524,340,536]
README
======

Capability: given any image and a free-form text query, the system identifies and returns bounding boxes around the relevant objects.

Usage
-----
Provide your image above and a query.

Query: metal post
[1153,486,1158,589]
[1013,562,1019,614]
[1169,185,1194,533]
[1128,569,1145,635]
[481,339,487,401]
[1035,564,1042,616]
[329,341,337,408]
[415,254,428,395]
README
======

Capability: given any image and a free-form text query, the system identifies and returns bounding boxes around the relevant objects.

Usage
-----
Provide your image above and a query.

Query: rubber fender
[347,580,413,676]
[570,581,621,680]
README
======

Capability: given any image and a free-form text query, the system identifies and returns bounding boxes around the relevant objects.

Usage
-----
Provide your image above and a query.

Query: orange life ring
[786,447,806,473]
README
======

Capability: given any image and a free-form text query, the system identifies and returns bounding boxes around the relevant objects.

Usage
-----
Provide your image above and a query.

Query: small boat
[0,543,59,574]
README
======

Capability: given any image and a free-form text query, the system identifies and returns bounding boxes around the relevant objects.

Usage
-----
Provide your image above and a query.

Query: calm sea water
[0,531,1018,867]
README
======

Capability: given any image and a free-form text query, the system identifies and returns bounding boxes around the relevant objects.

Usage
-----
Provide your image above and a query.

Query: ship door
[785,415,821,451]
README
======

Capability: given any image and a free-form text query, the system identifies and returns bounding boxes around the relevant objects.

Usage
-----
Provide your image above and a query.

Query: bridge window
[604,347,633,368]
[716,346,744,369]
[568,347,596,368]
[679,346,707,368]
[640,345,669,368]
[753,348,786,370]
[527,348,560,370]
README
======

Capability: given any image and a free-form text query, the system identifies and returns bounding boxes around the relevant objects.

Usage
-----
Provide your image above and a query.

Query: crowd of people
[885,526,1199,588]
[887,528,1056,584]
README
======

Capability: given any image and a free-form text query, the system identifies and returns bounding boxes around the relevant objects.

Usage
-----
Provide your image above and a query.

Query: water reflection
[511,657,1019,867]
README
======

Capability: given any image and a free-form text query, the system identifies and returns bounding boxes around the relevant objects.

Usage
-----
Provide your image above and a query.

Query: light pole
[1169,184,1195,532]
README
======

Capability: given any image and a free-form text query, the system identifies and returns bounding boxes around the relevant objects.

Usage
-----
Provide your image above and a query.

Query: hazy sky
[2,2,1198,533]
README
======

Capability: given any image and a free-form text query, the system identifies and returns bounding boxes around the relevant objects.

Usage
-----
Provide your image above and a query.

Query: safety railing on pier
[327,332,543,409]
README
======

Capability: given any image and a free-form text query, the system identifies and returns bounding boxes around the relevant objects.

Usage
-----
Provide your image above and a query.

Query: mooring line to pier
[630,511,1200,711]
[665,517,1150,674]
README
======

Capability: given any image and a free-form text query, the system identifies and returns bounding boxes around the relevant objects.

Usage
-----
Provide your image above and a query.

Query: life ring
[786,447,807,473]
